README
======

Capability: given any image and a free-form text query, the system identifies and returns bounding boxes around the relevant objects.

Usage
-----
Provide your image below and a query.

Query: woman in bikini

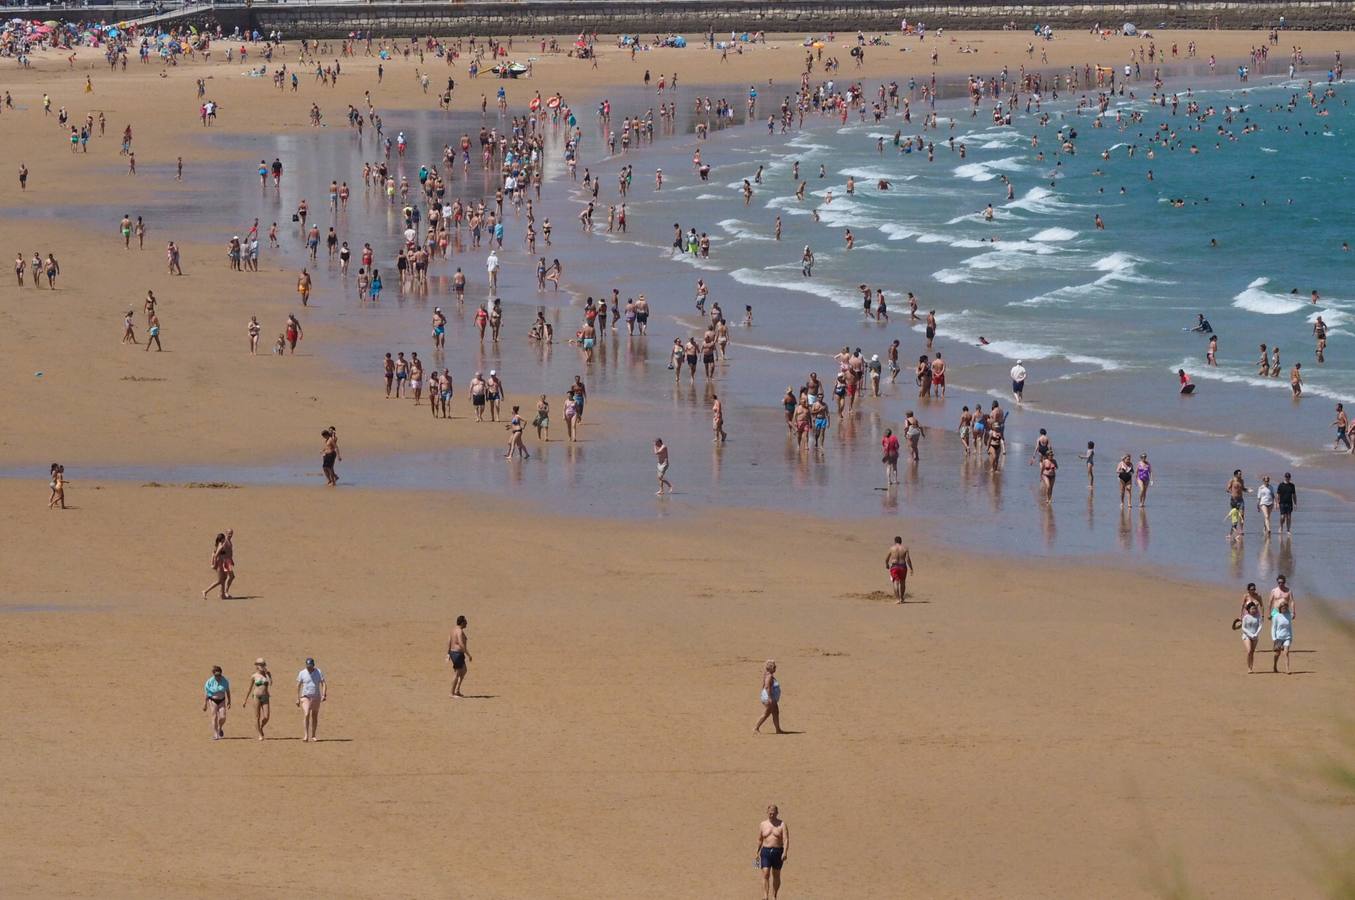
[904,410,925,462]
[48,463,66,509]
[241,658,272,740]
[1040,453,1058,504]
[202,532,232,599]
[504,405,530,459]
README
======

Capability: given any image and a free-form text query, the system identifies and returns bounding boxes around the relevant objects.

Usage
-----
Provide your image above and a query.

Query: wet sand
[3,31,1354,897]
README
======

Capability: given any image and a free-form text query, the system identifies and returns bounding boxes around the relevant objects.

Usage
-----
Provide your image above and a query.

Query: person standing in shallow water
[654,437,672,495]
[754,660,784,734]
[321,428,341,486]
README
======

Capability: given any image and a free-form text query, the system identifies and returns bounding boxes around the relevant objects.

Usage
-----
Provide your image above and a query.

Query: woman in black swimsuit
[1116,454,1134,508]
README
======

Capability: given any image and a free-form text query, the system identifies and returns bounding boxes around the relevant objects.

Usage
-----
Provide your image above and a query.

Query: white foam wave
[716,219,772,241]
[879,223,918,240]
[932,312,1123,370]
[729,267,858,309]
[1031,227,1078,242]
[1009,252,1160,307]
[1231,277,1307,315]
[1091,251,1152,282]
[953,155,1026,182]
[917,232,989,249]
[932,269,973,284]
[838,167,895,182]
[736,341,820,357]
[669,252,721,272]
[1005,186,1082,215]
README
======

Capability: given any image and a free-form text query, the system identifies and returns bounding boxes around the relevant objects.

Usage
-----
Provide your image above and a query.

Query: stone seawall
[191,0,1355,38]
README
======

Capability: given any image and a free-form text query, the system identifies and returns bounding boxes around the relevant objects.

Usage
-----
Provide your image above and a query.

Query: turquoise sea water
[605,74,1355,464]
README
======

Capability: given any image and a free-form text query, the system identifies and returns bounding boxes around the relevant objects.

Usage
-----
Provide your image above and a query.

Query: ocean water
[8,66,1351,603]
[602,76,1355,453]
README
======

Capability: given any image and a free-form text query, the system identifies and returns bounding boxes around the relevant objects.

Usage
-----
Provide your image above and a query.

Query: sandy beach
[3,27,1354,897]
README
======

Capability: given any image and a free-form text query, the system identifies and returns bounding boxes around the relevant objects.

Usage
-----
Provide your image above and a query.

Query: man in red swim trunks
[930,351,946,398]
[885,536,913,604]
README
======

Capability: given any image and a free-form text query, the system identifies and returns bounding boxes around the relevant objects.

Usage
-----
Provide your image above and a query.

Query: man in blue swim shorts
[756,804,788,899]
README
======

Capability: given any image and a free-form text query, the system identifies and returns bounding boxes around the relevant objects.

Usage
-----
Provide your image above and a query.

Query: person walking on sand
[202,531,234,599]
[1237,584,1264,673]
[447,615,472,697]
[754,660,784,734]
[145,313,162,352]
[886,536,913,603]
[47,463,66,510]
[654,437,673,495]
[321,428,341,486]
[1268,575,1295,675]
[202,665,231,740]
[241,658,272,740]
[296,657,326,742]
[756,805,789,900]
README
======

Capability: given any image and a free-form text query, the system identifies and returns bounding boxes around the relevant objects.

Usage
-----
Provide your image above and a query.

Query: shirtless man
[885,536,913,603]
[321,429,341,486]
[756,805,789,900]
[447,615,472,697]
[1226,469,1248,527]
[712,395,727,444]
[654,438,672,495]
[930,351,946,397]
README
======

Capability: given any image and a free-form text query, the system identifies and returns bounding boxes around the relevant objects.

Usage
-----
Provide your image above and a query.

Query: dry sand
[2,30,1353,898]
